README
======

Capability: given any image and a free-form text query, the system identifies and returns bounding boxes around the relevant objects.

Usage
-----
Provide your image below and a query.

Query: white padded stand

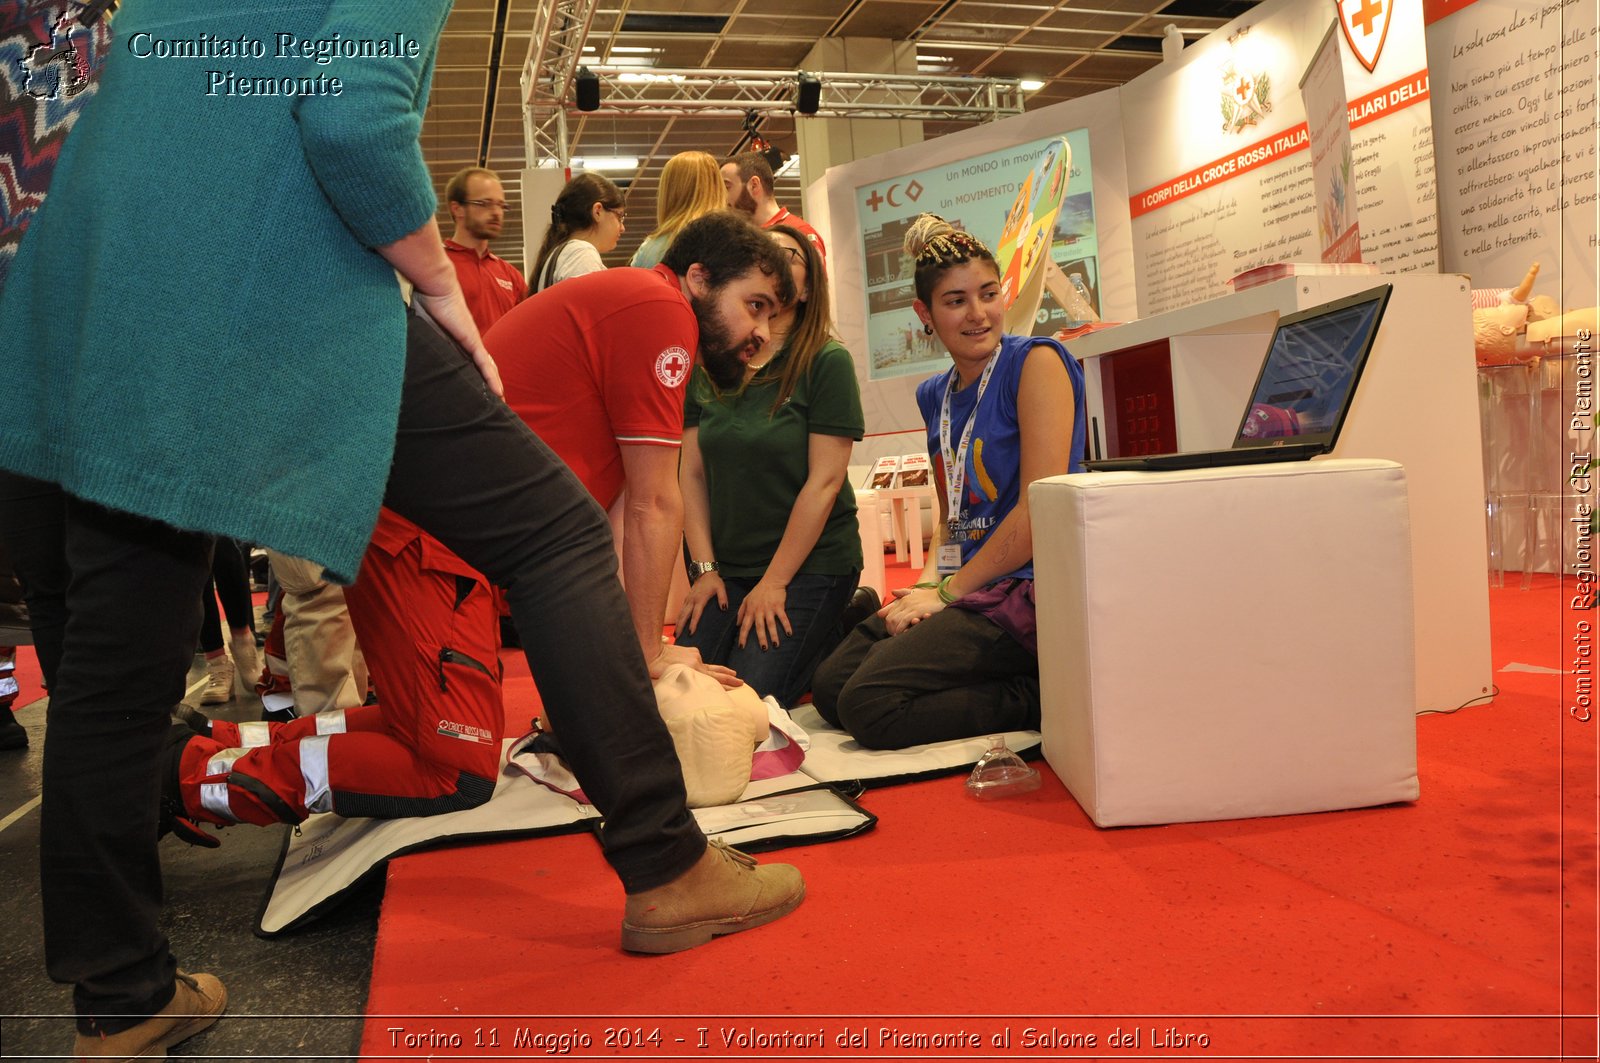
[1030,459,1419,828]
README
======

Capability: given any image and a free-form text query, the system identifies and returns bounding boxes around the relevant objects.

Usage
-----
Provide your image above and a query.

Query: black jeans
[0,471,68,687]
[810,607,1040,749]
[2,484,211,1035]
[0,310,704,1033]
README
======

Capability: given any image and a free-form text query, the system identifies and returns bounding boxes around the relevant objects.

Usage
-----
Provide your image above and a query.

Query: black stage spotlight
[575,66,600,112]
[795,72,822,115]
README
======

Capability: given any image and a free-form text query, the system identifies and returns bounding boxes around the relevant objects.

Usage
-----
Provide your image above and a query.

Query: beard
[732,187,758,215]
[463,215,501,241]
[690,290,756,389]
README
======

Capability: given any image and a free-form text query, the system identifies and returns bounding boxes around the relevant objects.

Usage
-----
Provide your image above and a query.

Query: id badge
[937,543,963,574]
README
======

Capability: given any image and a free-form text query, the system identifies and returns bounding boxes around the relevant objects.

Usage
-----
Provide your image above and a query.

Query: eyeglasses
[463,198,509,211]
[604,206,627,221]
[779,246,805,263]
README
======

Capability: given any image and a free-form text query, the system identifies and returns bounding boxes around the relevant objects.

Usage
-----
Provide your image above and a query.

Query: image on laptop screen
[1233,290,1387,450]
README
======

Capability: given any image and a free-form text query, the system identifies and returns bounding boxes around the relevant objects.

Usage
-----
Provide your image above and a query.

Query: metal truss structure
[520,0,596,165]
[520,0,1025,166]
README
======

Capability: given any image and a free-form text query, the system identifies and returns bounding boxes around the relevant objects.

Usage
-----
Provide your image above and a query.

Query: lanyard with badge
[936,348,1000,574]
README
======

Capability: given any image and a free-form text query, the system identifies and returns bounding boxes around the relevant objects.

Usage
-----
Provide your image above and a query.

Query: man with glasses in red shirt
[444,167,525,330]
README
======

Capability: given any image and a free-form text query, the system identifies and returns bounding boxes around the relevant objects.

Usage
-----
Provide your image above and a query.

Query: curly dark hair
[660,210,796,306]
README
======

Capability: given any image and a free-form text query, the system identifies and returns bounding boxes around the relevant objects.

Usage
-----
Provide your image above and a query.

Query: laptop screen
[1232,284,1391,451]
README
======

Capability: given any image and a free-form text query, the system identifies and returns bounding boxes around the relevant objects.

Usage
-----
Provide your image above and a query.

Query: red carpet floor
[357,573,1598,1060]
[3,642,44,713]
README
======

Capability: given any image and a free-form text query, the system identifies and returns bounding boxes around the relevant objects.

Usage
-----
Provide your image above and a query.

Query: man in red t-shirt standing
[486,212,795,684]
[721,152,827,263]
[443,167,526,329]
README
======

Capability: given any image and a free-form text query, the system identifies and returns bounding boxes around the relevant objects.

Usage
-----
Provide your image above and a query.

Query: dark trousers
[198,539,255,653]
[0,310,704,1033]
[675,570,858,708]
[0,472,68,687]
[0,485,211,1035]
[810,607,1040,750]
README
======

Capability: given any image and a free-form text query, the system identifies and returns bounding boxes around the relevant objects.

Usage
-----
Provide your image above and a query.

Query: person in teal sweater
[0,3,803,1057]
[677,225,869,706]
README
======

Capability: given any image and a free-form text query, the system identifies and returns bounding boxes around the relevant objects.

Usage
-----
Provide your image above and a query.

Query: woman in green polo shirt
[677,226,870,707]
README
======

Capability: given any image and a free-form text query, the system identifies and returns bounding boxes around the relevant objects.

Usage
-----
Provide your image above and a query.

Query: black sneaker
[157,724,219,848]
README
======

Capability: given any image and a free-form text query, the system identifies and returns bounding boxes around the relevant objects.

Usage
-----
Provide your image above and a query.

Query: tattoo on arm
[990,524,1019,564]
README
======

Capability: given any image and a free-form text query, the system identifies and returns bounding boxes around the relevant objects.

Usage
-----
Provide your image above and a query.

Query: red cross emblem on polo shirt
[655,346,691,387]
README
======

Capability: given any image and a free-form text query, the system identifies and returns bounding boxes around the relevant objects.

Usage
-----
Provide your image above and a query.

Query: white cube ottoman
[1030,459,1418,827]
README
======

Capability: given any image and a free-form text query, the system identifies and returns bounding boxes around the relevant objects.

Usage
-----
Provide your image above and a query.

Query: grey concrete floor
[0,659,380,1061]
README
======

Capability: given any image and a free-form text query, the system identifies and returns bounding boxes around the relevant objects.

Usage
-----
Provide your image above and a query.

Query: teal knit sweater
[0,0,449,582]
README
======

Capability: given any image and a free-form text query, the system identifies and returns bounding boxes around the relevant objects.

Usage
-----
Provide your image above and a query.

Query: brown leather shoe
[73,971,227,1060]
[621,840,805,954]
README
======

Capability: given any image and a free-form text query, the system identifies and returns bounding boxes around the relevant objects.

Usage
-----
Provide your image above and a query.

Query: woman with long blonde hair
[630,151,726,269]
[676,225,869,706]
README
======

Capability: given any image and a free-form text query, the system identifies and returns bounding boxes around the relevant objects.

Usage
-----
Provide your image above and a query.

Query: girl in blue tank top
[811,214,1086,750]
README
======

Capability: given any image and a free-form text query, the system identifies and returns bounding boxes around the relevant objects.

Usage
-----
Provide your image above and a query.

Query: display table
[869,485,937,569]
[854,500,887,600]
[1031,459,1419,827]
[1067,274,1489,714]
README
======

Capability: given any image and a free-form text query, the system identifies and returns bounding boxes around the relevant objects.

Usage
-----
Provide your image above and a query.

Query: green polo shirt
[685,340,865,578]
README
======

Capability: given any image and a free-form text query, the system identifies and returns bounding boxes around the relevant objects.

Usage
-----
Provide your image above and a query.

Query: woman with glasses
[675,225,869,707]
[529,171,625,293]
[629,151,726,270]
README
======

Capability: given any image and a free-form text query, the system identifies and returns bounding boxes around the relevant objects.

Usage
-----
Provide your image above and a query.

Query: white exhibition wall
[1121,0,1438,316]
[807,0,1470,457]
[1427,0,1597,303]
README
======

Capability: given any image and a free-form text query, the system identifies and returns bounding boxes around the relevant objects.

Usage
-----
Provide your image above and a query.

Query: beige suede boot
[621,840,805,954]
[229,633,261,699]
[73,971,227,1060]
[199,655,233,705]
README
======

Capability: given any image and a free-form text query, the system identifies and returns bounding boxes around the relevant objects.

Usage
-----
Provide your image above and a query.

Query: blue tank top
[914,334,1086,582]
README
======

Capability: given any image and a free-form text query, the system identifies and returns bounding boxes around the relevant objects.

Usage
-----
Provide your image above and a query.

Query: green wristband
[937,575,959,604]
[912,581,940,589]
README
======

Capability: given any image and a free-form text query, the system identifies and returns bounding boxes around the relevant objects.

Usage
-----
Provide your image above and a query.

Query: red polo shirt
[444,239,526,331]
[485,264,698,510]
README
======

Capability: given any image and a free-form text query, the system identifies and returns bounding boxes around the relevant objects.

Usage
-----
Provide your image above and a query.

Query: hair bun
[902,213,953,259]
[904,214,992,267]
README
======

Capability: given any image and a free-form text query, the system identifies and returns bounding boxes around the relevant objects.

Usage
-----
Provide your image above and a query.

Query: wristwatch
[688,560,719,581]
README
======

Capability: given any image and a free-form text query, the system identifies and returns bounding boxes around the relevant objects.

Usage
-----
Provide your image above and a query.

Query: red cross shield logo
[655,346,690,388]
[1338,0,1392,73]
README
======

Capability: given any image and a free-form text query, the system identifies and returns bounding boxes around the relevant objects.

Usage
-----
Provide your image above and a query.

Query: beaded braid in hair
[903,213,998,304]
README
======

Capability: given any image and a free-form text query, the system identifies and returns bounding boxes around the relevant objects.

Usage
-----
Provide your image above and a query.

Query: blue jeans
[676,571,858,708]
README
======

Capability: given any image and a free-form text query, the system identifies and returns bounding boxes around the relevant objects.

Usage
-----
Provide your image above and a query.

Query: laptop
[1083,283,1392,472]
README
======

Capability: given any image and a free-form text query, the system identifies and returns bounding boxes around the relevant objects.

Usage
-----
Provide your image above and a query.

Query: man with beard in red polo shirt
[721,152,826,264]
[485,211,795,684]
[443,167,526,330]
